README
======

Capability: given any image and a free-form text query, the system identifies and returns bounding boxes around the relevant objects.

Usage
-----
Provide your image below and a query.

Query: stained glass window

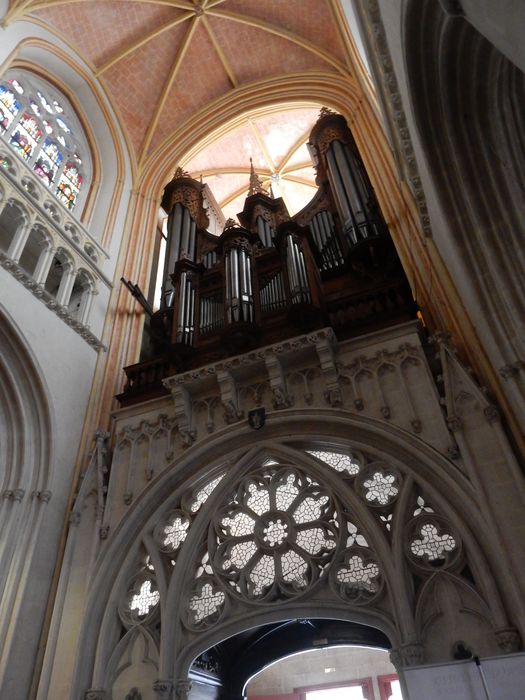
[34,139,63,187]
[0,87,20,135]
[56,163,82,209]
[8,79,24,95]
[0,71,89,213]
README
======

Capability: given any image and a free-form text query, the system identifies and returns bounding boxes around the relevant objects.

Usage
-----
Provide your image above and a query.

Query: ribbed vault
[8,0,353,171]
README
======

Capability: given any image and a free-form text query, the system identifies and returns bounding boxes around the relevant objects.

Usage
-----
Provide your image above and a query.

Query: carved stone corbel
[165,382,196,447]
[217,370,243,423]
[264,353,292,409]
[314,332,341,407]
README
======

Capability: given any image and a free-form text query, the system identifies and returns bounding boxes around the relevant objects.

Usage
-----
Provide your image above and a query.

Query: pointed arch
[70,411,518,697]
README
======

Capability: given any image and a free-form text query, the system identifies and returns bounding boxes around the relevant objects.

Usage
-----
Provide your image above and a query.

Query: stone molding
[0,251,106,351]
[358,1,432,237]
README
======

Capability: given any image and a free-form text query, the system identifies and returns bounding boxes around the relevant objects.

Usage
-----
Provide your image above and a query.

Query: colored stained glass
[43,139,62,165]
[30,101,41,117]
[10,126,35,159]
[0,104,13,134]
[8,79,24,94]
[0,86,21,115]
[56,177,77,210]
[56,117,71,133]
[19,113,42,141]
[38,90,53,113]
[34,155,56,185]
[63,163,82,188]
[34,138,63,186]
[0,76,86,211]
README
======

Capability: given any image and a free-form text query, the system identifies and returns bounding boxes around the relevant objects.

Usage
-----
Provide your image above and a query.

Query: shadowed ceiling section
[23,0,349,167]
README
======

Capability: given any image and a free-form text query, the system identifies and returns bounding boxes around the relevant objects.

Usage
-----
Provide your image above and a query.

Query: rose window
[212,468,338,600]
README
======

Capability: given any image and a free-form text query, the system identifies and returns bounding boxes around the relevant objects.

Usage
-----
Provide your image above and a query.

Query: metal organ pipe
[176,271,195,345]
[333,140,366,224]
[326,147,353,229]
[162,204,197,307]
[256,216,274,247]
[311,210,343,270]
[286,236,311,304]
[225,245,254,323]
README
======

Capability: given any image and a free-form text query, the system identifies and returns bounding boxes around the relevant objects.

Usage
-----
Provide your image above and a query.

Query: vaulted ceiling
[182,104,321,220]
[8,0,352,171]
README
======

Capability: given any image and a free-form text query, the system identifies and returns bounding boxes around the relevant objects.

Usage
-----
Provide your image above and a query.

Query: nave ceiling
[6,0,354,181]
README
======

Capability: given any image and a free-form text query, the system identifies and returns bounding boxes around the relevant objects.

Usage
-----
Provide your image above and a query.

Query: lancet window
[0,71,90,213]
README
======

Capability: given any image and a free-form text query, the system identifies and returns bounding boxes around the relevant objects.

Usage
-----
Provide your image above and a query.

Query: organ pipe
[325,138,384,245]
[225,246,254,323]
[256,216,274,247]
[162,203,197,307]
[176,271,195,345]
[286,236,311,304]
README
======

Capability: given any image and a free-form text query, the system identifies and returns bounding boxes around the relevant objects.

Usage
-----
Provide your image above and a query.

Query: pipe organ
[119,109,416,404]
[224,241,254,324]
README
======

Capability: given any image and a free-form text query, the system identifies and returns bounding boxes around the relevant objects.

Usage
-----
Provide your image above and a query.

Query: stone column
[33,246,56,285]
[6,221,33,262]
[56,263,76,306]
[78,286,96,325]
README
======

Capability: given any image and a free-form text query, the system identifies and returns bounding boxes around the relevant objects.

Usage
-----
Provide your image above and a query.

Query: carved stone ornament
[174,680,192,700]
[85,689,107,700]
[390,642,424,668]
[153,680,173,700]
[495,627,521,654]
[358,0,433,236]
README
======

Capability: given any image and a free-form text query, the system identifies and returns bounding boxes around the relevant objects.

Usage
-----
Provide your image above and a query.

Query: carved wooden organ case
[119,111,416,404]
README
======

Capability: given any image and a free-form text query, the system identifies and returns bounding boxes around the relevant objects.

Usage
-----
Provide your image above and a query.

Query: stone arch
[71,412,520,698]
[0,304,53,696]
[402,0,525,414]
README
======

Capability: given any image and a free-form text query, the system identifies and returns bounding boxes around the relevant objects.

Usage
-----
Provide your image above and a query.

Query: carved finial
[248,158,268,196]
[173,166,190,179]
[223,217,238,231]
[318,106,336,120]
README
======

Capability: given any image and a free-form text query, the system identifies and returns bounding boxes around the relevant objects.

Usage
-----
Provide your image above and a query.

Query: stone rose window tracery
[307,449,362,476]
[130,580,160,617]
[211,467,339,601]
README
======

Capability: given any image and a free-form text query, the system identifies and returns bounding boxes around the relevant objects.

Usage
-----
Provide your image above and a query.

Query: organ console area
[118,108,417,404]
